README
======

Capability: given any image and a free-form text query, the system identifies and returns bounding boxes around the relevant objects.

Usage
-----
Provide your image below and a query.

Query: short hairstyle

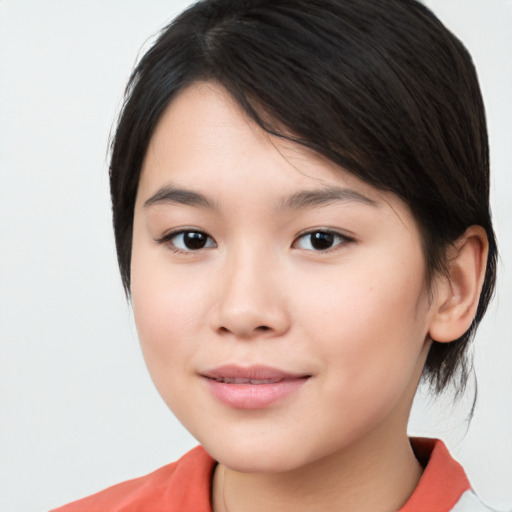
[109,0,497,394]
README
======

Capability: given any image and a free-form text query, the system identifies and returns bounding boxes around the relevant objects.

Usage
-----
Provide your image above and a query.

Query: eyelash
[155,228,352,254]
[155,229,216,253]
[293,229,352,253]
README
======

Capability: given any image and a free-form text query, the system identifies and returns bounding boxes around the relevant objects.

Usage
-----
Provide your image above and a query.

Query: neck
[212,428,423,512]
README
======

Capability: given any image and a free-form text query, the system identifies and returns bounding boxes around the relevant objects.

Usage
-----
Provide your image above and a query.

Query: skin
[131,82,488,512]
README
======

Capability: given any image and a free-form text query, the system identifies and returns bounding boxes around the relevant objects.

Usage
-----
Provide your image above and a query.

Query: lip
[201,365,310,409]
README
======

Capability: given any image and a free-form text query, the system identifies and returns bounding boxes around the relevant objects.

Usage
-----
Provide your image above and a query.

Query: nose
[210,247,291,340]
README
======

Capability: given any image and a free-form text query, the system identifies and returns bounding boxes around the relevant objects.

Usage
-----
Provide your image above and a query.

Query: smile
[201,365,310,409]
[212,377,286,384]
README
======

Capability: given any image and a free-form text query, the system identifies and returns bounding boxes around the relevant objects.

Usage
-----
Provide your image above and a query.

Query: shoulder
[50,446,216,512]
[451,490,508,512]
[400,438,506,512]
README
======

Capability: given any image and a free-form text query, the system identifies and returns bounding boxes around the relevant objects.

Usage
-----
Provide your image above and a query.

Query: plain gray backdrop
[0,1,511,511]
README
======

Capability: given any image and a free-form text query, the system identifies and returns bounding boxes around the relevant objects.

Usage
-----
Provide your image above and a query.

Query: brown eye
[295,231,348,251]
[164,230,216,251]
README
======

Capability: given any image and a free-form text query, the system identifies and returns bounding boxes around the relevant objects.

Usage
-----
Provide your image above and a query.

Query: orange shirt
[51,438,483,512]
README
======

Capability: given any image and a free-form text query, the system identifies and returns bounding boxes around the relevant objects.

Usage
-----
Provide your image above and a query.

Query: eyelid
[154,227,352,254]
[292,228,353,252]
[155,228,217,253]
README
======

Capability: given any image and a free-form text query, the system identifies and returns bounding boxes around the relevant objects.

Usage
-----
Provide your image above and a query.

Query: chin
[212,447,305,474]
[198,431,333,474]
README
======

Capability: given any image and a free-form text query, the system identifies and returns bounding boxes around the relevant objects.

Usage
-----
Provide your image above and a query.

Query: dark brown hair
[109,0,497,394]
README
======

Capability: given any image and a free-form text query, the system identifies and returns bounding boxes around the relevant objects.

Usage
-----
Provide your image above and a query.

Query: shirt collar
[399,438,471,512]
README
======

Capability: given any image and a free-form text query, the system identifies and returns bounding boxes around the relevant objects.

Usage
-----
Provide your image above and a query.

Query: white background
[0,1,511,511]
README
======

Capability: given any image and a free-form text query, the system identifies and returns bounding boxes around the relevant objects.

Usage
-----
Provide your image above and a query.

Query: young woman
[53,0,503,510]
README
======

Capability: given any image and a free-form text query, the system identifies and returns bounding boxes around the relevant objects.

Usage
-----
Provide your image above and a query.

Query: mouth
[209,377,289,384]
[201,365,311,409]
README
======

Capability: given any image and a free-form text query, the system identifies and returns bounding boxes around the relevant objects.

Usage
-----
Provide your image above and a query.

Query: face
[131,82,436,473]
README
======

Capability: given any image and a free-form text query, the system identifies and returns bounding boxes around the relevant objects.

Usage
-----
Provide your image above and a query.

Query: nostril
[216,324,272,337]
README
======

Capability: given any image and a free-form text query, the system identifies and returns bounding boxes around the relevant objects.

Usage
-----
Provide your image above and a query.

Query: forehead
[138,81,415,230]
[142,83,366,195]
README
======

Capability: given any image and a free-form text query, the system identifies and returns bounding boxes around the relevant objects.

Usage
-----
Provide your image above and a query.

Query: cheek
[130,275,209,420]
[301,259,427,332]
[298,255,430,392]
[130,244,210,382]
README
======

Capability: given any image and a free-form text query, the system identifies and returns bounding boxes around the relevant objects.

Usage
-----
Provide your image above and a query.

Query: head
[110,0,496,414]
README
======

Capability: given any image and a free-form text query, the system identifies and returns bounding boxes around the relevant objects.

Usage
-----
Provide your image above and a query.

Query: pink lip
[201,365,310,409]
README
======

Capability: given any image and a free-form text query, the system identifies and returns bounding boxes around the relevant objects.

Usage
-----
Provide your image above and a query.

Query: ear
[428,226,489,343]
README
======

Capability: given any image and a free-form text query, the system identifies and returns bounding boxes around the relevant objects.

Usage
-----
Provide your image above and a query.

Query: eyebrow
[279,187,378,211]
[144,186,215,209]
[143,185,378,211]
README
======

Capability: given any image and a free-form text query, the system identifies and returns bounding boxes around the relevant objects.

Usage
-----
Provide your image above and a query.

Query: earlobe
[428,226,489,343]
